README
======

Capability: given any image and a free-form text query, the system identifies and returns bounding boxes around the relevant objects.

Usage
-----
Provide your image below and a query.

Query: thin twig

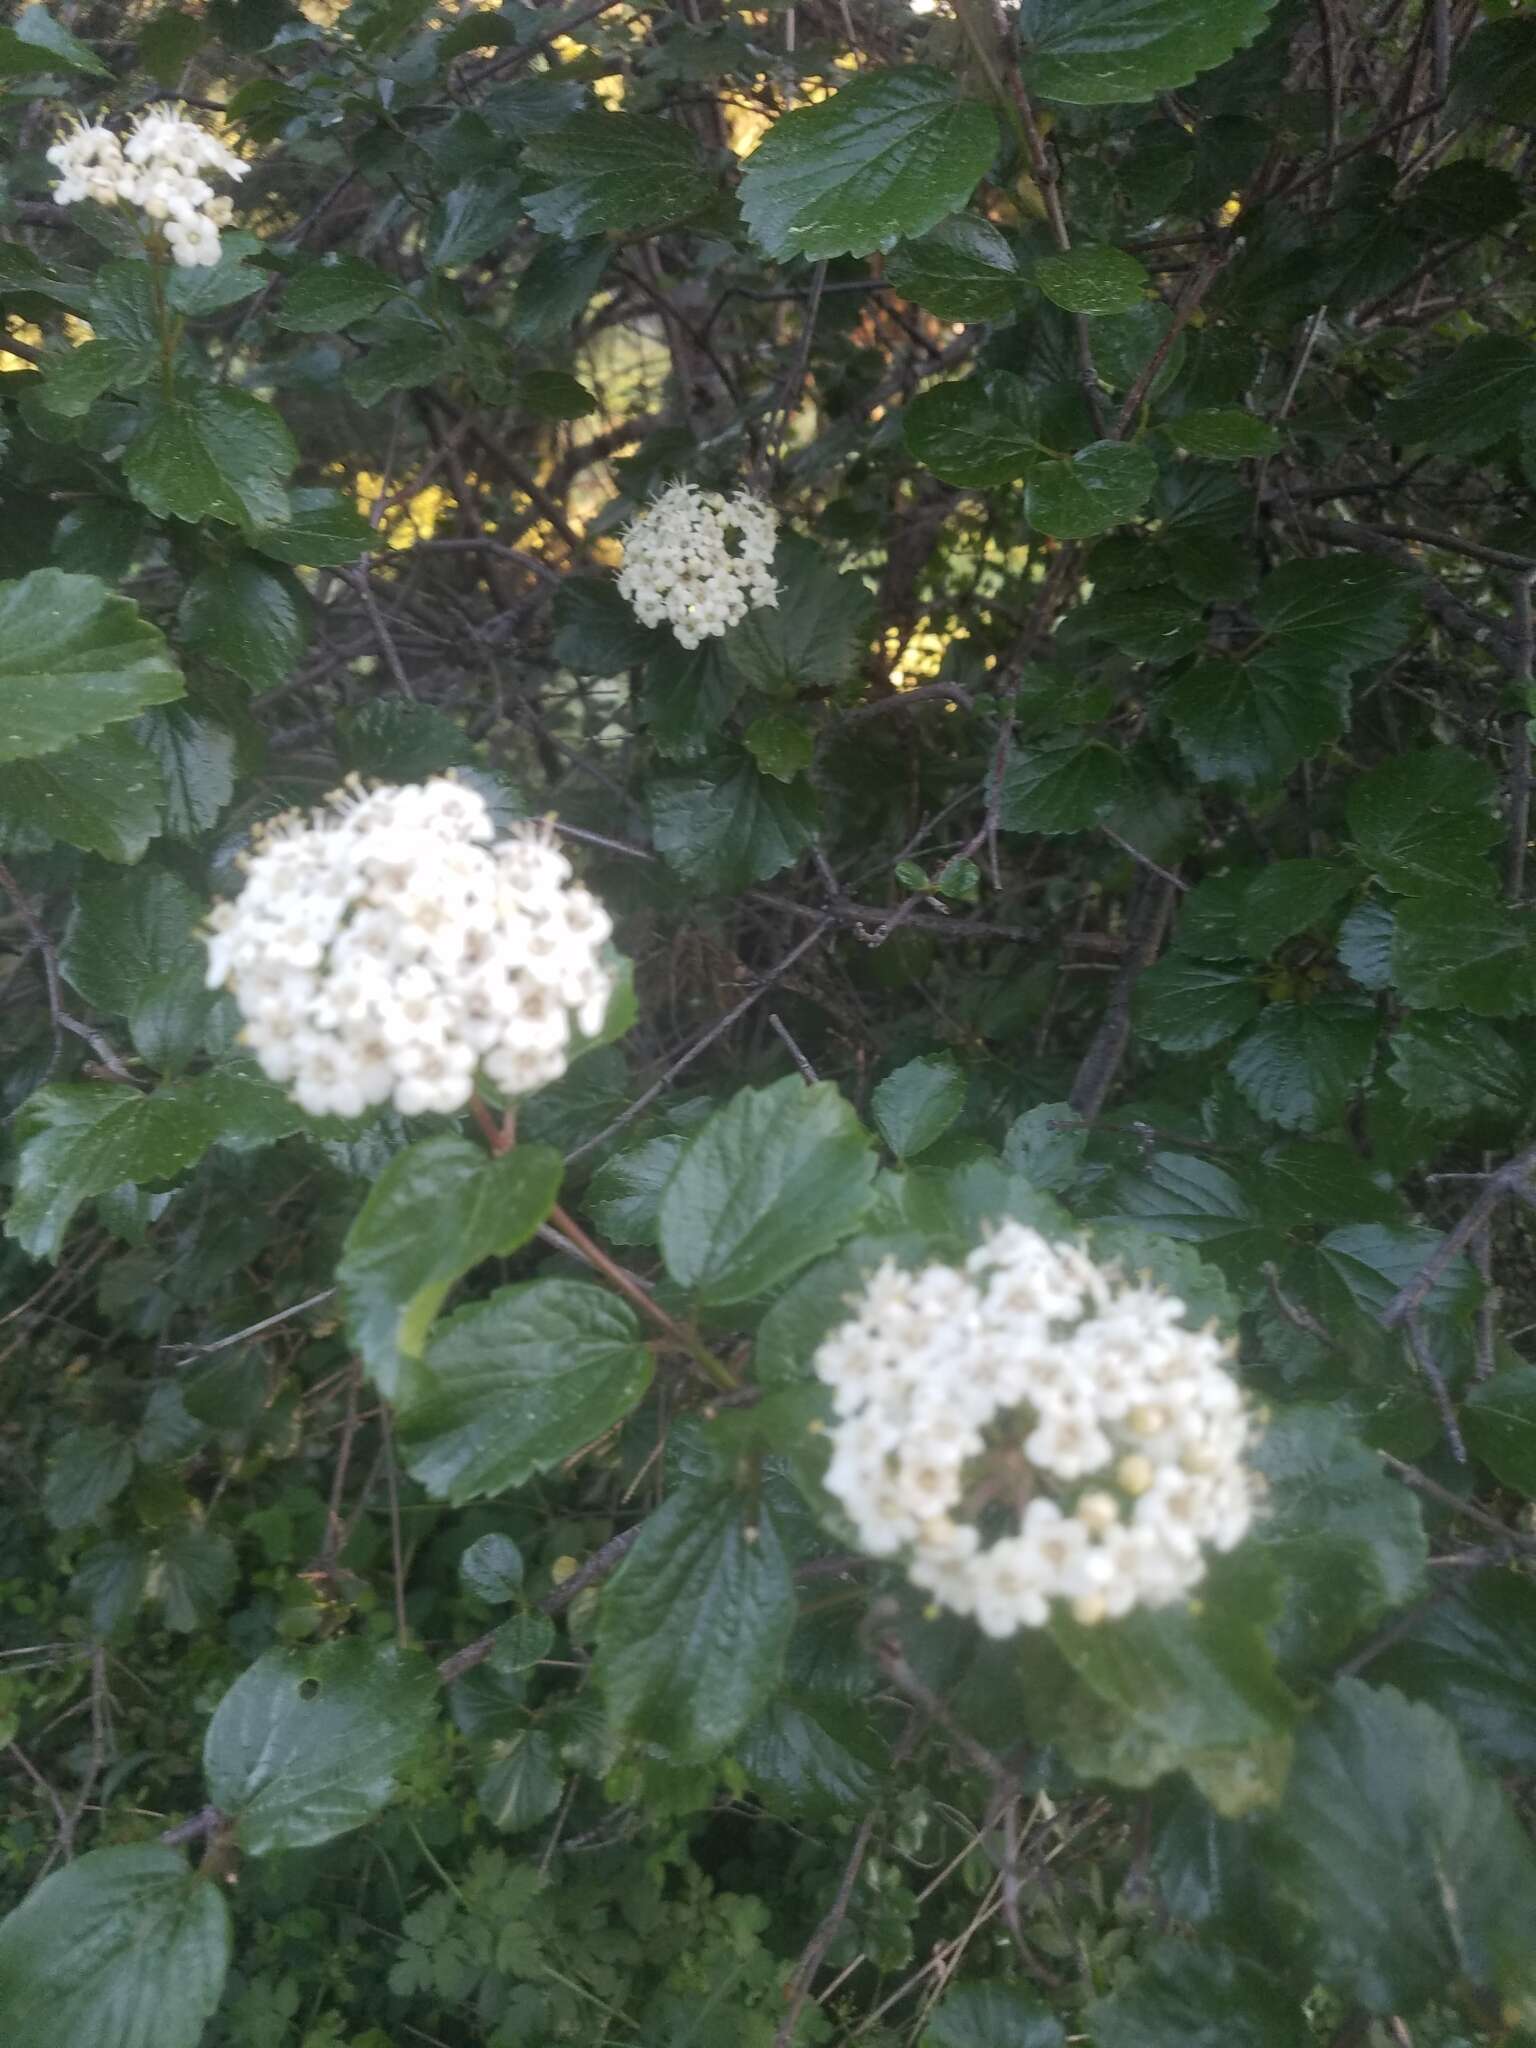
[436,1523,643,1686]
[768,1012,819,1084]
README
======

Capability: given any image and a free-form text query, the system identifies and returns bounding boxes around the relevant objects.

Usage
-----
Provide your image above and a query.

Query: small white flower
[49,104,244,267]
[815,1224,1258,1638]
[205,778,616,1122]
[616,482,779,648]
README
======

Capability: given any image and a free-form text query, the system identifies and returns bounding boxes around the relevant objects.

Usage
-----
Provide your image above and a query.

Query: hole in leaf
[297,1676,321,1702]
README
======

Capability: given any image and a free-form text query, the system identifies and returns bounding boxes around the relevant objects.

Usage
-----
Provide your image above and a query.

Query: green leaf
[1034,244,1147,315]
[137,706,236,839]
[1034,1566,1297,1816]
[338,1136,562,1399]
[276,255,399,331]
[1464,1367,1536,1498]
[399,1279,652,1503]
[595,1478,795,1760]
[0,726,165,863]
[7,1088,190,1261]
[123,387,297,533]
[744,712,815,783]
[740,68,999,263]
[1227,1000,1377,1132]
[0,1847,230,2048]
[1025,440,1158,538]
[518,368,598,420]
[477,1729,563,1832]
[0,568,184,763]
[44,1424,134,1530]
[429,169,524,267]
[488,1612,554,1676]
[1388,1013,1524,1124]
[921,1983,1064,2048]
[1090,1941,1308,2048]
[163,234,266,317]
[1372,1573,1536,1772]
[999,733,1127,835]
[553,575,667,677]
[1269,1678,1536,2014]
[1017,0,1278,106]
[1450,17,1536,125]
[1249,1406,1427,1671]
[0,3,110,76]
[723,536,871,694]
[588,1130,690,1247]
[1347,748,1501,895]
[512,236,610,343]
[523,112,714,236]
[885,215,1025,323]
[73,1538,151,1638]
[60,866,210,1073]
[140,10,209,86]
[1237,861,1357,957]
[51,502,146,581]
[872,1055,966,1160]
[649,754,818,892]
[203,1639,439,1855]
[1337,901,1395,991]
[735,1696,884,1819]
[460,1533,525,1604]
[178,556,309,690]
[1400,161,1524,239]
[904,372,1040,487]
[152,1524,236,1632]
[1391,890,1536,1015]
[1385,335,1536,456]
[1252,556,1416,676]
[658,1077,876,1305]
[1002,1101,1086,1192]
[250,487,376,566]
[36,338,155,418]
[1162,656,1348,791]
[1104,1151,1274,1287]
[1136,956,1261,1053]
[1163,408,1281,459]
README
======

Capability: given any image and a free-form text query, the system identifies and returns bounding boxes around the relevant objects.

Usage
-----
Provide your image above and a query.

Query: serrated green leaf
[1034,243,1147,315]
[152,1524,236,1632]
[250,487,376,566]
[398,1279,652,1502]
[872,1054,966,1160]
[276,255,398,331]
[1164,408,1280,459]
[723,536,870,694]
[885,215,1025,323]
[44,1424,134,1530]
[0,1847,230,2048]
[588,1130,689,1247]
[61,866,210,1073]
[658,1077,876,1305]
[1449,17,1536,125]
[1388,1013,1524,1123]
[1385,335,1536,456]
[523,112,714,236]
[511,235,610,343]
[1372,1573,1536,1772]
[1017,0,1276,105]
[554,574,667,677]
[999,732,1128,835]
[178,556,309,690]
[921,1982,1064,2048]
[1227,1000,1376,1132]
[429,169,523,267]
[649,753,817,891]
[1391,890,1536,1015]
[124,386,296,533]
[1002,1101,1086,1191]
[1237,861,1358,957]
[478,1729,563,1833]
[136,706,236,839]
[1269,1679,1536,2014]
[1347,748,1501,895]
[0,568,184,763]
[460,1532,524,1603]
[0,3,110,76]
[1464,1367,1536,1498]
[904,372,1040,487]
[736,1695,885,1820]
[1026,439,1158,537]
[518,368,598,420]
[1090,1940,1307,2048]
[1337,901,1395,991]
[0,725,165,862]
[1163,655,1349,790]
[1249,1406,1427,1671]
[595,1479,795,1760]
[338,1136,562,1398]
[740,68,999,263]
[744,712,814,784]
[204,1639,439,1854]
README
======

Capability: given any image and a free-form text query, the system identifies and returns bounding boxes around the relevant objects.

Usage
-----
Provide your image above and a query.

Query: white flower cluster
[204,777,614,1120]
[815,1223,1257,1636]
[48,105,247,268]
[617,482,779,649]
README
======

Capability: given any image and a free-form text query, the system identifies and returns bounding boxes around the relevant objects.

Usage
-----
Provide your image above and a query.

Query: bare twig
[436,1523,643,1686]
